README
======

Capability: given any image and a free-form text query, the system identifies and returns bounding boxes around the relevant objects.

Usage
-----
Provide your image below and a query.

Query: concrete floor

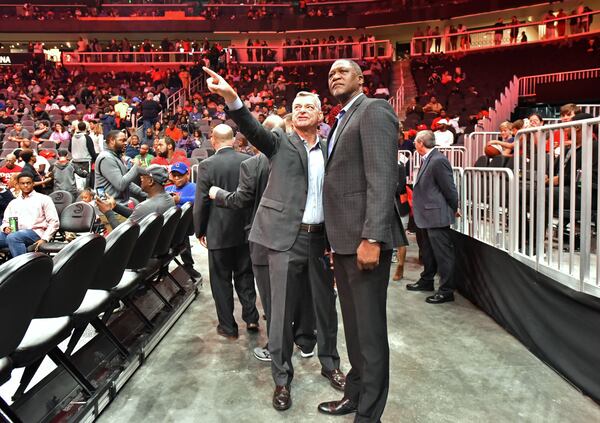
[97,235,600,423]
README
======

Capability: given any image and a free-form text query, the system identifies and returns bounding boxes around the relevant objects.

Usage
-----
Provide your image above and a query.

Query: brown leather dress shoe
[216,326,238,339]
[321,368,346,391]
[273,385,291,411]
[317,398,357,415]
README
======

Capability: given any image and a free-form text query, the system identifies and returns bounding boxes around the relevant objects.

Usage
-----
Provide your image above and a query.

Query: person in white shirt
[434,119,454,147]
[0,172,59,256]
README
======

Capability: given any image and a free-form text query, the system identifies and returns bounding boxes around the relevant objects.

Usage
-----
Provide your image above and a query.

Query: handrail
[518,68,600,97]
[62,51,204,65]
[410,9,600,56]
[229,40,392,65]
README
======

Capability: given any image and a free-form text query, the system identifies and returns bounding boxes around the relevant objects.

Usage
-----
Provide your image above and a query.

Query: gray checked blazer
[227,105,327,252]
[323,94,406,254]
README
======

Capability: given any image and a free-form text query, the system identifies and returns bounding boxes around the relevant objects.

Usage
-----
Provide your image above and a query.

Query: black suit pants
[208,244,259,335]
[418,227,455,294]
[334,250,392,423]
[180,236,194,267]
[268,230,339,387]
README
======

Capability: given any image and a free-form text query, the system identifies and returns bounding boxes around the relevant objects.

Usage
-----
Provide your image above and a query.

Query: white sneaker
[300,349,315,358]
[253,347,271,362]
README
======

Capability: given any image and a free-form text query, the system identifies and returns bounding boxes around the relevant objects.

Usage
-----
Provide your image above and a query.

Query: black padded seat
[37,202,97,255]
[48,190,74,217]
[111,270,140,297]
[0,357,11,384]
[10,234,106,400]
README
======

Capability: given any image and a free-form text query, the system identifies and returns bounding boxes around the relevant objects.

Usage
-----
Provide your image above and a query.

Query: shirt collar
[422,148,434,161]
[340,92,364,114]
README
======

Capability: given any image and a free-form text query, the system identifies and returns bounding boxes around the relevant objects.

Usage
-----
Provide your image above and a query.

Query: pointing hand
[203,67,238,104]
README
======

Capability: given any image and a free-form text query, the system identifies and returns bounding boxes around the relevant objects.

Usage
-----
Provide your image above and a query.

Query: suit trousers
[180,236,194,267]
[208,244,259,335]
[334,250,392,423]
[252,263,271,337]
[268,230,340,387]
[417,227,455,294]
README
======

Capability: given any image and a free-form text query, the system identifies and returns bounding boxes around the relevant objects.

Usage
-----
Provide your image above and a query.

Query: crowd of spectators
[412,4,596,54]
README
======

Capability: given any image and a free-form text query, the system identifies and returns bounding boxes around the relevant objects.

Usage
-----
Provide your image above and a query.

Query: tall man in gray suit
[318,59,407,423]
[204,67,345,412]
[407,130,459,304]
[193,124,259,339]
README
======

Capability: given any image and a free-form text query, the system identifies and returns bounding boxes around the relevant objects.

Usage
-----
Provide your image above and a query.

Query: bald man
[194,124,259,339]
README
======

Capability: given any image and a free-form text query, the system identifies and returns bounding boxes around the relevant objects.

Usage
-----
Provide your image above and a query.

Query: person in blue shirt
[165,162,200,279]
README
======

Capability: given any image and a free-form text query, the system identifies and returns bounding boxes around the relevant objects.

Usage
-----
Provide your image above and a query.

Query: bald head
[211,124,235,149]
[263,115,285,131]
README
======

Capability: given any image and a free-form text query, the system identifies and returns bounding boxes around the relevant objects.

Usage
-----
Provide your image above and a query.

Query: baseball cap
[139,164,169,184]
[170,162,189,175]
[437,119,449,125]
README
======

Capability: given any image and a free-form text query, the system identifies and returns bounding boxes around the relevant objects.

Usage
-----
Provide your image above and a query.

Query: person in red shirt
[164,120,183,142]
[0,154,22,184]
[150,137,191,167]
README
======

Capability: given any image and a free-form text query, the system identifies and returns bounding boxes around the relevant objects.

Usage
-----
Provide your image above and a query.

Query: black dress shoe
[318,398,357,415]
[183,265,201,279]
[273,385,291,411]
[425,293,455,304]
[216,326,238,339]
[321,368,346,391]
[406,281,434,291]
[246,322,259,332]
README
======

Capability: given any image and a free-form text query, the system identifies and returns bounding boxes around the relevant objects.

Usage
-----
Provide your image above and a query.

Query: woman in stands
[49,122,70,146]
[153,121,164,138]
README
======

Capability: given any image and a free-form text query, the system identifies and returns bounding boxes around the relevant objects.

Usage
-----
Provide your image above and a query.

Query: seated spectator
[53,149,88,200]
[33,121,52,141]
[125,134,141,159]
[49,122,71,146]
[19,149,53,194]
[0,172,59,257]
[0,110,15,136]
[151,137,190,167]
[6,122,30,145]
[487,121,514,157]
[0,154,22,185]
[177,129,197,157]
[423,96,443,115]
[165,120,183,142]
[433,119,454,147]
[139,126,155,147]
[135,144,154,167]
[0,184,13,221]
[97,165,174,228]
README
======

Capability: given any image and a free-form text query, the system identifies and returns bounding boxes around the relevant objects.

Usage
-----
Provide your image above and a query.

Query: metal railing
[511,117,600,294]
[519,68,600,98]
[62,51,205,65]
[452,167,465,232]
[410,9,600,56]
[190,164,199,184]
[412,146,467,170]
[228,40,392,64]
[398,149,414,183]
[389,60,404,117]
[476,75,519,132]
[465,132,501,166]
[461,167,515,252]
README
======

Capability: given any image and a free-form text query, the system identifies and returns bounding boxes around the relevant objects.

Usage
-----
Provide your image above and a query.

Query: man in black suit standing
[407,130,459,304]
[203,67,345,412]
[193,123,259,339]
[319,59,406,422]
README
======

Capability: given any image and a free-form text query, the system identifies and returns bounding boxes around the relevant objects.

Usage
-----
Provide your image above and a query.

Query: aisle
[97,236,600,423]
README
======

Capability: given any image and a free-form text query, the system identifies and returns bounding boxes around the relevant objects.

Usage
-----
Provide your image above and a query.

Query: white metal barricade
[190,164,199,184]
[398,150,413,183]
[461,167,515,252]
[412,147,466,179]
[513,117,600,294]
[579,104,600,117]
[452,167,465,233]
[465,132,500,166]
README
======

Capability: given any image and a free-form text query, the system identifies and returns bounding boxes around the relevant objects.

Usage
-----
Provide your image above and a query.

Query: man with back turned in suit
[203,66,345,412]
[407,129,459,304]
[319,59,407,423]
[193,123,259,339]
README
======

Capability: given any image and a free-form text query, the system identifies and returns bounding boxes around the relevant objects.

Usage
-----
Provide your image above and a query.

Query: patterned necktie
[328,109,346,156]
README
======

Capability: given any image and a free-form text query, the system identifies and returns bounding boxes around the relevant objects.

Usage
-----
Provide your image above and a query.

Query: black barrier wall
[453,231,600,404]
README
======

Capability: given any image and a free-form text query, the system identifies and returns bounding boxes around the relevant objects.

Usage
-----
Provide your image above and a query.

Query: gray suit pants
[267,230,340,387]
[417,227,456,294]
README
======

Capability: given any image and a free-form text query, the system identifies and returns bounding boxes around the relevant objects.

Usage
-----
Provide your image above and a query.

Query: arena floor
[95,234,600,423]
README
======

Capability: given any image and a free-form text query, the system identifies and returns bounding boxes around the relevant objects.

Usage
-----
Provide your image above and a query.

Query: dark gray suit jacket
[323,94,405,254]
[227,105,326,252]
[193,147,252,249]
[412,148,458,229]
[214,153,270,265]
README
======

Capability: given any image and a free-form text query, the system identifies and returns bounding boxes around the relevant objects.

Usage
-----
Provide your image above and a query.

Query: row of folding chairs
[0,204,195,422]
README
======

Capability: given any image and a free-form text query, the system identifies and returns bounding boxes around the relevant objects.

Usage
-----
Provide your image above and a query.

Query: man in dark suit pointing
[204,67,345,412]
[407,129,459,304]
[319,59,407,423]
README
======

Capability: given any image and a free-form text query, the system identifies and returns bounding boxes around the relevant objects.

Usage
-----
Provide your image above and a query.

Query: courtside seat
[10,234,106,401]
[48,190,73,217]
[37,202,96,255]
